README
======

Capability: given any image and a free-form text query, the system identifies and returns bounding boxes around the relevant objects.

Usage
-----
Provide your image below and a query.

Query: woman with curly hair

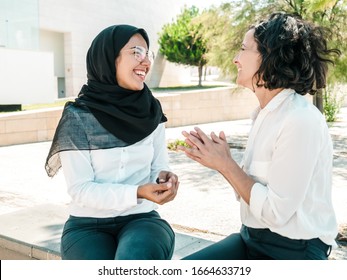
[179,12,340,260]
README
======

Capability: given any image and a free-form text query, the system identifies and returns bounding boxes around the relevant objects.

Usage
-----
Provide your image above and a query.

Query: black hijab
[76,24,167,143]
[45,25,167,177]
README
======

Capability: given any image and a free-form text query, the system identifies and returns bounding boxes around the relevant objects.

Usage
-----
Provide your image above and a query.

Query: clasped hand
[177,127,232,172]
[137,171,179,205]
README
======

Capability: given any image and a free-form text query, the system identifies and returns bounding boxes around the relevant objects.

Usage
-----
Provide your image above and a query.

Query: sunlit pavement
[0,107,346,259]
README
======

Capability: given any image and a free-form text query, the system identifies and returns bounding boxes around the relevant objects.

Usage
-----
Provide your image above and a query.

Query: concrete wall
[0,107,61,146]
[0,87,258,146]
[0,48,55,104]
[39,29,65,77]
[158,86,257,127]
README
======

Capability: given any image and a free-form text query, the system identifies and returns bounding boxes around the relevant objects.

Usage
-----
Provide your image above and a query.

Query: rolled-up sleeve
[249,182,268,219]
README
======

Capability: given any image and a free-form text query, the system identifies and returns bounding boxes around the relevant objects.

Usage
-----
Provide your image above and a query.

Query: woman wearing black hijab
[45,25,179,260]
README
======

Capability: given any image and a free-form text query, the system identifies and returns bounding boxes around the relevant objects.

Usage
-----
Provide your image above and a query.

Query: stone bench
[0,204,213,260]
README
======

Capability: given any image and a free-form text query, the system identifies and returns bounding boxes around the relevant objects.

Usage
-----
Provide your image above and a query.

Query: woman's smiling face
[233,29,262,91]
[115,33,151,91]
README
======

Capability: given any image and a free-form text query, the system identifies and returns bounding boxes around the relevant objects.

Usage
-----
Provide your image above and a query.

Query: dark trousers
[61,211,175,260]
[183,225,331,260]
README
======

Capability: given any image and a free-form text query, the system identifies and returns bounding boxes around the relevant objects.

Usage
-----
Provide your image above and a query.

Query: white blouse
[59,123,170,218]
[240,89,338,246]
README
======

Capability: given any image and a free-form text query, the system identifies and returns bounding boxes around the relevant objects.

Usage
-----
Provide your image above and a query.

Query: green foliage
[192,3,236,77]
[193,0,347,85]
[158,6,207,66]
[323,84,345,122]
[158,6,208,86]
[189,0,346,113]
[167,139,190,151]
[283,0,347,84]
[193,0,281,77]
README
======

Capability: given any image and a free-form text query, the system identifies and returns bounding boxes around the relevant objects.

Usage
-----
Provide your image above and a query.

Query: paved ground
[0,107,346,259]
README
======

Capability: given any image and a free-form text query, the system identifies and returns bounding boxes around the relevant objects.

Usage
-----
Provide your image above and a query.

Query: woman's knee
[61,232,116,260]
[115,219,175,260]
[183,233,247,260]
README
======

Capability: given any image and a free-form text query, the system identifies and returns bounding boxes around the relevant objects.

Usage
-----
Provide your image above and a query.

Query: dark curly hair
[252,12,340,95]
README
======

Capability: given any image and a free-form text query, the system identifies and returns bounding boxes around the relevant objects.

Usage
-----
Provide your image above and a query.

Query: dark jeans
[183,225,331,260]
[61,210,175,260]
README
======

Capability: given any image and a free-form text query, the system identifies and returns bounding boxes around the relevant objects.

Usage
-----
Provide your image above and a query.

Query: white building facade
[0,0,192,104]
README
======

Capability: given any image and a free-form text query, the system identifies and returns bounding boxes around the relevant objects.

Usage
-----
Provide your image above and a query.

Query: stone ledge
[0,204,213,260]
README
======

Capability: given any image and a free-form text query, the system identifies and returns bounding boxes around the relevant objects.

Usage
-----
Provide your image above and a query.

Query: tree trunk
[313,89,324,113]
[198,64,203,87]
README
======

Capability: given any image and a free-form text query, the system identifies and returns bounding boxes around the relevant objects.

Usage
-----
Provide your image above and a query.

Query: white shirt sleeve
[150,123,170,182]
[59,150,139,211]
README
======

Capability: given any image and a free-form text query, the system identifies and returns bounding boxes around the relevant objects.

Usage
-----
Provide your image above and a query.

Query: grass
[22,99,74,111]
[167,139,191,151]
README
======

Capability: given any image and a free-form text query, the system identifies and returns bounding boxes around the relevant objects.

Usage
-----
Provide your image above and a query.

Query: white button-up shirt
[59,123,169,218]
[240,89,337,246]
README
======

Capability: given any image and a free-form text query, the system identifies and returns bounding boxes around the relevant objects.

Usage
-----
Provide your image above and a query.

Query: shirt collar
[264,88,295,112]
[251,88,295,121]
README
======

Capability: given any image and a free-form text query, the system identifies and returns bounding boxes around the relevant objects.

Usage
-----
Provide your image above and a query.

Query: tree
[195,0,346,112]
[194,0,280,79]
[158,6,208,87]
[282,0,347,112]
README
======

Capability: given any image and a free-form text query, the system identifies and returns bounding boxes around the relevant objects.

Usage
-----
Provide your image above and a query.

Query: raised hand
[177,127,232,172]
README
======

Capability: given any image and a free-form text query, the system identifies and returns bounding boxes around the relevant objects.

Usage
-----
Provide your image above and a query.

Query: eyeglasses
[130,46,155,63]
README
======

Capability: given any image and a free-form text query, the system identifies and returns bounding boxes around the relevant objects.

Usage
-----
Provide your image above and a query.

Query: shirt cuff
[123,184,140,208]
[249,182,268,220]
